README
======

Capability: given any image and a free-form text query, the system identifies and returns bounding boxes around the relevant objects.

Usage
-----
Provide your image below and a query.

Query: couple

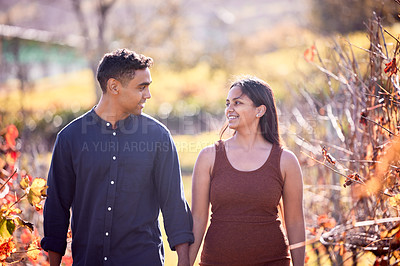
[41,49,305,266]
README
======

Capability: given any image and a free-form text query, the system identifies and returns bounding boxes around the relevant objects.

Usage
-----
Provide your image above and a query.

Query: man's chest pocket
[119,156,154,192]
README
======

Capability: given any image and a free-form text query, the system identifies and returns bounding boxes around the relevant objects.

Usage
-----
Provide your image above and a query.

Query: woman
[189,77,305,266]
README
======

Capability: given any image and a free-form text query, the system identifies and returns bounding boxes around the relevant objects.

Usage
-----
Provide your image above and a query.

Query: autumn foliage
[0,125,48,265]
[297,9,400,265]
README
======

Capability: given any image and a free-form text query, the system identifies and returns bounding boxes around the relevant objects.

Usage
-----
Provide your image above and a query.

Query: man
[41,49,194,265]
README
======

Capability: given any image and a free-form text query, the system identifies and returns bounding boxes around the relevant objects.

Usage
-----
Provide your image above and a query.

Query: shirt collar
[88,106,136,131]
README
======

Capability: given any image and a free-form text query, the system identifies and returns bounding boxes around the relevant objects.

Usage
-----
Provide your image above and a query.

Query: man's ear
[106,78,120,95]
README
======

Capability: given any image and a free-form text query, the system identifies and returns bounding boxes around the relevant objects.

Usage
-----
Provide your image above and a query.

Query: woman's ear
[107,78,119,95]
[256,105,267,117]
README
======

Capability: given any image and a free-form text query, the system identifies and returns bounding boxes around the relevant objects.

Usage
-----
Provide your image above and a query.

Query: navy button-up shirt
[41,108,194,265]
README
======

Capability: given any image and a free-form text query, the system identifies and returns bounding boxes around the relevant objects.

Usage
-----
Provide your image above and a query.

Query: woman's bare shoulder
[197,143,216,164]
[280,149,302,182]
[280,149,299,165]
[194,142,221,177]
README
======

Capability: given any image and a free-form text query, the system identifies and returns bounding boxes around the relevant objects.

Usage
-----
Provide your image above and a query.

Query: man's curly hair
[96,48,153,93]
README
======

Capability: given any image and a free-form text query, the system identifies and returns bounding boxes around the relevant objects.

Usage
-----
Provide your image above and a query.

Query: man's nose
[144,87,151,99]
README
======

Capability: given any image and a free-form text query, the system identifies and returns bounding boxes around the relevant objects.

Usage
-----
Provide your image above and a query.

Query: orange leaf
[5,150,19,171]
[0,157,5,170]
[62,255,73,266]
[0,203,22,216]
[5,125,18,149]
[0,236,16,262]
[304,45,316,63]
[392,230,400,245]
[317,214,336,229]
[339,241,345,256]
[67,229,72,239]
[20,176,30,190]
[384,58,397,77]
[27,238,41,261]
[380,229,389,239]
[27,178,47,210]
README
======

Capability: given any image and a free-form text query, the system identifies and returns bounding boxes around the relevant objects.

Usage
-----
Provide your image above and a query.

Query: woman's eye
[225,102,230,107]
[234,101,240,105]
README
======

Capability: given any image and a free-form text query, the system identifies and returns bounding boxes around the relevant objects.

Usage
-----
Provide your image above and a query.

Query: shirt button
[108,207,112,211]
[112,156,116,160]
[105,232,109,236]
[106,123,110,127]
[104,257,108,261]
[113,132,116,136]
[110,180,115,185]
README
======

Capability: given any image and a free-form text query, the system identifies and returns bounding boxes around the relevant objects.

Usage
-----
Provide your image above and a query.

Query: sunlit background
[1,0,400,265]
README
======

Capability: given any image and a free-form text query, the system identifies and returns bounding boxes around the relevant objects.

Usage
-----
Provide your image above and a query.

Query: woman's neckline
[221,140,275,173]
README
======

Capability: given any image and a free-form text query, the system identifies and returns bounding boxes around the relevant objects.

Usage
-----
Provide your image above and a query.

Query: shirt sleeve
[154,130,194,251]
[41,132,76,255]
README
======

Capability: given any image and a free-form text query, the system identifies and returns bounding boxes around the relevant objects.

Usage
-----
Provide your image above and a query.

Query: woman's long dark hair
[220,76,281,145]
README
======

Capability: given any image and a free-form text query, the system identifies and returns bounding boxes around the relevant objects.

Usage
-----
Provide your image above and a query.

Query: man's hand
[175,243,190,266]
[48,250,62,266]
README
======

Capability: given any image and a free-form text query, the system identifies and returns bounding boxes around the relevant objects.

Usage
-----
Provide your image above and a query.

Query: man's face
[118,68,152,116]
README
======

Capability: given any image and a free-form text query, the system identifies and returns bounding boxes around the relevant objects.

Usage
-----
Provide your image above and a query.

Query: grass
[174,132,220,174]
[0,69,96,113]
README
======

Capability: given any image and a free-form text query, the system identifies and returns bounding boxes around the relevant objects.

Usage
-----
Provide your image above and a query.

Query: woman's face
[225,86,260,131]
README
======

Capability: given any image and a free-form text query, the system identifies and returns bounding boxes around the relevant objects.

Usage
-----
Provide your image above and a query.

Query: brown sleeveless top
[200,141,290,266]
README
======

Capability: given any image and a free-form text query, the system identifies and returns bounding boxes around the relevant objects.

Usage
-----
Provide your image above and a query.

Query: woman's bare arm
[189,146,215,266]
[281,150,306,266]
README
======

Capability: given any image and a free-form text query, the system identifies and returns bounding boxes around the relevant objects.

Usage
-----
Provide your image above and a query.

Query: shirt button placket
[103,124,118,264]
